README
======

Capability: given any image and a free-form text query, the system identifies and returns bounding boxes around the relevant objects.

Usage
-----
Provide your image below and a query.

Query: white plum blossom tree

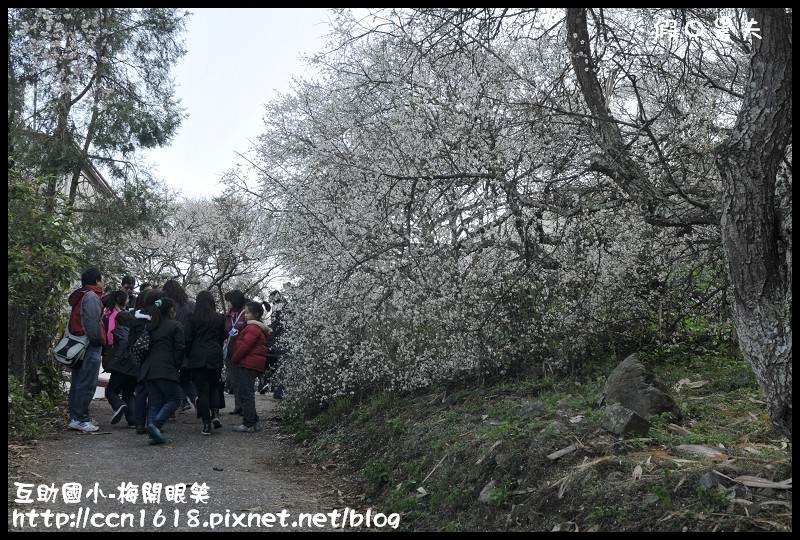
[240,8,759,425]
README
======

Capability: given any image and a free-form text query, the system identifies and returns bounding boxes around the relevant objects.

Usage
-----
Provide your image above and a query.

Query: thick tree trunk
[717,8,792,440]
[566,8,792,439]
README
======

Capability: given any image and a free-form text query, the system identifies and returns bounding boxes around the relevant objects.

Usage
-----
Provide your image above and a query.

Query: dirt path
[8,392,370,532]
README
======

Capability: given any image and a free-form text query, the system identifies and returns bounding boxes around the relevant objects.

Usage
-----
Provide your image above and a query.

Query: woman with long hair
[184,290,227,435]
[163,279,198,412]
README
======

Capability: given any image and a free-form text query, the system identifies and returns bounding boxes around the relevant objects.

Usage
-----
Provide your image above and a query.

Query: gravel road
[8,392,369,532]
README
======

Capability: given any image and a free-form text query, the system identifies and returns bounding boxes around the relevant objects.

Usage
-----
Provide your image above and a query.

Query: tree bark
[717,8,792,440]
[8,302,30,388]
[566,8,792,439]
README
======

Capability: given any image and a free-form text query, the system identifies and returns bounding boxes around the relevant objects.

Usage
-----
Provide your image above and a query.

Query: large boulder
[600,353,682,422]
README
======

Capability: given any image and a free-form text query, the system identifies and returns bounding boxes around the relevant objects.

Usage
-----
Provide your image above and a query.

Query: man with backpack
[66,268,106,432]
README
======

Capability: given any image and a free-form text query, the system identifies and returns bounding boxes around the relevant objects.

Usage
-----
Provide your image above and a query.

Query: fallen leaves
[666,423,689,436]
[676,444,728,460]
[676,378,709,389]
[732,476,792,490]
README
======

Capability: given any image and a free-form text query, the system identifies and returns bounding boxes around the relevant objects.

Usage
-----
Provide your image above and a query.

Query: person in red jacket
[230,301,270,433]
[66,268,106,432]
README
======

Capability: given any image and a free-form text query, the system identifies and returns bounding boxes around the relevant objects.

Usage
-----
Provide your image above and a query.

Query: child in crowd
[139,295,184,445]
[230,301,270,433]
[105,308,138,428]
[101,290,128,373]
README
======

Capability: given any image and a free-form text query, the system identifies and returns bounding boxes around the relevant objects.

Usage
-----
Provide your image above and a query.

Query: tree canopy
[238,8,791,438]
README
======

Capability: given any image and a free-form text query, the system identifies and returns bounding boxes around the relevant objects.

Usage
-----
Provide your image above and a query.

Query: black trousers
[189,367,223,422]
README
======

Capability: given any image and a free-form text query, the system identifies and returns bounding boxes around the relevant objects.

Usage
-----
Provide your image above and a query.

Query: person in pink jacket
[230,301,270,432]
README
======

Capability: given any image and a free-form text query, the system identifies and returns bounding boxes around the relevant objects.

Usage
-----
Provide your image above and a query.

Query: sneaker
[229,408,242,415]
[146,425,166,436]
[201,422,211,436]
[148,422,166,444]
[168,413,177,421]
[259,384,269,395]
[253,422,262,432]
[147,436,164,446]
[232,424,254,433]
[72,418,99,428]
[111,404,128,425]
[77,421,99,432]
[212,416,222,429]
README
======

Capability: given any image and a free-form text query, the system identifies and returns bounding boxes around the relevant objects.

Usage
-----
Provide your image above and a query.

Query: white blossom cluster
[239,9,741,408]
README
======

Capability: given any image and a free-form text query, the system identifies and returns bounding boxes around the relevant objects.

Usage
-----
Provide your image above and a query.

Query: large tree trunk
[717,8,792,440]
[565,7,792,440]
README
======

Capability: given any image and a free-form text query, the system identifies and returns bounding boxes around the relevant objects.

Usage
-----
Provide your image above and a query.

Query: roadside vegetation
[8,367,64,442]
[286,342,792,532]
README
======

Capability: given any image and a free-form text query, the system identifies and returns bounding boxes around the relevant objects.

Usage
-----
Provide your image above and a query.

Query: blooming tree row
[237,9,789,438]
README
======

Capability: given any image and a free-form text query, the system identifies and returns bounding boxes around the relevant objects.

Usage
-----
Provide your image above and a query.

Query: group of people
[64,268,287,445]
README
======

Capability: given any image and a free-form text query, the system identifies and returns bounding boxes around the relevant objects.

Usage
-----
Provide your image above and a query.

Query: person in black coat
[138,295,184,445]
[104,310,138,428]
[185,290,227,435]
[163,279,198,412]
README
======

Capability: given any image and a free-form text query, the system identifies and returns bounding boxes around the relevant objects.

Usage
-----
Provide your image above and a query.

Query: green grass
[284,344,792,532]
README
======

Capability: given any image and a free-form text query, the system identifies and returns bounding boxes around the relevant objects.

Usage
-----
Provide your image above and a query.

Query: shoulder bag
[53,327,90,369]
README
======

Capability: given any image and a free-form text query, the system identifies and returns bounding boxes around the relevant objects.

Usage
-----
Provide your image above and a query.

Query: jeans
[179,366,198,404]
[105,371,136,424]
[144,379,182,428]
[266,353,284,399]
[237,367,260,427]
[68,345,102,423]
[229,364,242,410]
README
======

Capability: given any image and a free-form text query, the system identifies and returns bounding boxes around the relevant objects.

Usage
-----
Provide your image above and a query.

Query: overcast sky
[142,8,332,199]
